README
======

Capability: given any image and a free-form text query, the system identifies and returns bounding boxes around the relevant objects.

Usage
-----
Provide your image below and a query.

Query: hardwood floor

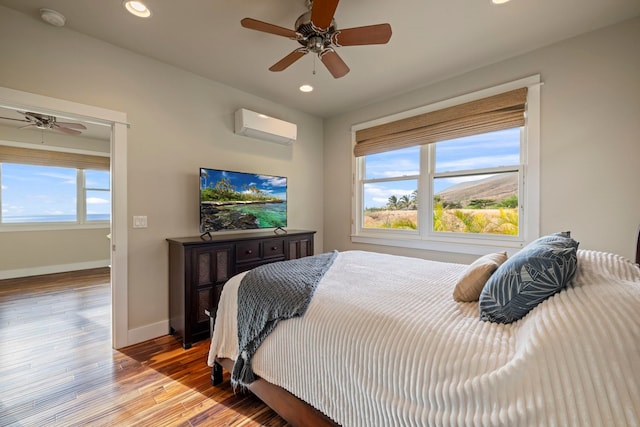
[0,268,289,426]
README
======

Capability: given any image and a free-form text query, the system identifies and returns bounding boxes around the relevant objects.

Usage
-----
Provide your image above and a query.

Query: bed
[207,233,640,426]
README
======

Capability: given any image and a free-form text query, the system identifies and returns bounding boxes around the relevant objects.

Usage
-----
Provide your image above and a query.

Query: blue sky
[1,164,110,220]
[200,168,287,200]
[363,128,520,208]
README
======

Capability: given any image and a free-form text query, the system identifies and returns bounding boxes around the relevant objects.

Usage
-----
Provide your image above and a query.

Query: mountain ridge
[436,174,517,206]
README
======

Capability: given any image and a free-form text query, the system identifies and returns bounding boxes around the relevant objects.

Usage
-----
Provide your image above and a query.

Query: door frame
[0,86,129,349]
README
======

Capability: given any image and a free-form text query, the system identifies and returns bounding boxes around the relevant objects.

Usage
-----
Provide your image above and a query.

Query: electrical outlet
[133,215,147,228]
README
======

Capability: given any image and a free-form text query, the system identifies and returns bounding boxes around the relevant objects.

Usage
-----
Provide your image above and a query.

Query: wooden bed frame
[213,357,338,426]
[212,230,640,427]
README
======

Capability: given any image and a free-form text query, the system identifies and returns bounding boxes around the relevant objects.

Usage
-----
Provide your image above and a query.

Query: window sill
[351,233,525,256]
[0,222,110,232]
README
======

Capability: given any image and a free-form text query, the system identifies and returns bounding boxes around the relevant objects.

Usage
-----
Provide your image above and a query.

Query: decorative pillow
[529,231,579,249]
[479,233,579,323]
[453,252,508,302]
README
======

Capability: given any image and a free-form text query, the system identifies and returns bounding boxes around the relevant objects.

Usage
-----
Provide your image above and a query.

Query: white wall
[324,17,640,263]
[0,6,324,338]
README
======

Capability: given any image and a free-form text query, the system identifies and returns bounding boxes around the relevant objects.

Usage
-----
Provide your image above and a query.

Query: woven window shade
[354,87,528,157]
[0,146,110,171]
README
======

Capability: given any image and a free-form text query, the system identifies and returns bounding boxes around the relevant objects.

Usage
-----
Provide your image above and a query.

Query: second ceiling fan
[241,0,392,78]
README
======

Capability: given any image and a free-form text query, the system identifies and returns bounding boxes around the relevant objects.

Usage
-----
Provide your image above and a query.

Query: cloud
[87,197,109,205]
[379,170,419,178]
[258,175,286,187]
[37,171,76,183]
[365,184,415,207]
[436,154,519,171]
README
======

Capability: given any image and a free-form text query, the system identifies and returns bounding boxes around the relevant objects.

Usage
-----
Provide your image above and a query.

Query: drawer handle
[271,246,278,250]
[246,249,252,254]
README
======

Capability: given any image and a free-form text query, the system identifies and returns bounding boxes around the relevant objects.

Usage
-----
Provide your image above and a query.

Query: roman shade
[354,87,528,157]
[0,146,109,171]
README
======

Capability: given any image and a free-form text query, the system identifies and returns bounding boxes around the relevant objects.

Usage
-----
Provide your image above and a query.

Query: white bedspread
[208,250,640,426]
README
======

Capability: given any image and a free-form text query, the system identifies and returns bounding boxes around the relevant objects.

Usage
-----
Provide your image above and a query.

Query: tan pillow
[453,252,508,302]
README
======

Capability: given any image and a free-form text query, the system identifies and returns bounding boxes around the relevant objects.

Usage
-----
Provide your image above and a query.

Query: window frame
[351,76,540,255]
[0,141,111,232]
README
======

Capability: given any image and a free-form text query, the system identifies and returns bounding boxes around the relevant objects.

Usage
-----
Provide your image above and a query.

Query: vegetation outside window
[352,76,541,254]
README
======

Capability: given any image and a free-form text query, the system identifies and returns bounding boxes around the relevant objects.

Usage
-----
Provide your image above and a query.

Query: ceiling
[0,0,639,118]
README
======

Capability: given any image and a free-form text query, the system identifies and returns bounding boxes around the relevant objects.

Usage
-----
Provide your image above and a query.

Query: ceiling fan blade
[311,0,340,31]
[241,18,298,38]
[320,49,350,78]
[331,24,392,46]
[56,121,87,130]
[0,116,29,123]
[269,49,308,72]
[52,124,82,135]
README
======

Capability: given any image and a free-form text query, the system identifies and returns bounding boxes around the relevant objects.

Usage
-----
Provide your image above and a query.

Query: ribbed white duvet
[208,250,640,426]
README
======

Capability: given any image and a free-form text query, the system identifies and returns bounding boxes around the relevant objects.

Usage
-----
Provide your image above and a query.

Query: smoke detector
[40,9,66,27]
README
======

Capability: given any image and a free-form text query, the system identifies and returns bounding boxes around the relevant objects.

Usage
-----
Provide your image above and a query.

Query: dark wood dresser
[167,229,315,348]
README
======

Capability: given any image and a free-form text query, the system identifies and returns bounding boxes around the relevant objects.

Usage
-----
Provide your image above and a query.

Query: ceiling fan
[0,111,87,135]
[241,0,392,78]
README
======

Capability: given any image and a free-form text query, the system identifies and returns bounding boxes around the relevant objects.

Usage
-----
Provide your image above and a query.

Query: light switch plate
[133,215,147,228]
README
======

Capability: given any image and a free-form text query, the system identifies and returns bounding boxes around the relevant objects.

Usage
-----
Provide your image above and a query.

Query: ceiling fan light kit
[241,0,392,78]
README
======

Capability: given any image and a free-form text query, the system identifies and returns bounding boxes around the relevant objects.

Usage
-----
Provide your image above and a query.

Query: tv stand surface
[166,229,315,349]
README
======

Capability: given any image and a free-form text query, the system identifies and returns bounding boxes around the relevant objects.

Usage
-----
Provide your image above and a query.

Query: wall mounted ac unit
[234,108,297,145]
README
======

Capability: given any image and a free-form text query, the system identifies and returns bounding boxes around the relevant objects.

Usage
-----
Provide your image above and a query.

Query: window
[0,144,110,229]
[432,128,520,235]
[363,146,419,230]
[352,76,540,254]
[83,169,111,222]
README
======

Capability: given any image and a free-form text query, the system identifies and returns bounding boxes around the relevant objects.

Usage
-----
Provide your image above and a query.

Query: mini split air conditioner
[234,108,297,145]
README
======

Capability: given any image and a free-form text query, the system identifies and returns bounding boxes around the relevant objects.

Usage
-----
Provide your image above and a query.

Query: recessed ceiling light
[491,0,511,4]
[299,84,314,93]
[123,1,152,18]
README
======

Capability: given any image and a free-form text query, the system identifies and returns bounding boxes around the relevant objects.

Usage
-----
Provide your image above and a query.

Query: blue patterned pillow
[479,233,579,323]
[529,231,579,249]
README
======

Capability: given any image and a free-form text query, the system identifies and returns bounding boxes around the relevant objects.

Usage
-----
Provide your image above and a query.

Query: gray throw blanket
[231,250,338,388]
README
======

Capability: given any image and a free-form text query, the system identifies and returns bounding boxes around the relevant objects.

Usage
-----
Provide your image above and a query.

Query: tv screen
[199,167,287,233]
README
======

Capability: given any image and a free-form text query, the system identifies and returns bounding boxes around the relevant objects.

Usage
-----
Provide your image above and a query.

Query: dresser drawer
[236,241,261,263]
[263,238,285,259]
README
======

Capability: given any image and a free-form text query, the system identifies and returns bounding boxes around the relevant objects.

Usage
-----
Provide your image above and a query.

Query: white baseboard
[0,259,111,280]
[126,320,170,347]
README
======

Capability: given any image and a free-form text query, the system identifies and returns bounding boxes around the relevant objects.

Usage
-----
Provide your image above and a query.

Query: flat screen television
[199,167,287,233]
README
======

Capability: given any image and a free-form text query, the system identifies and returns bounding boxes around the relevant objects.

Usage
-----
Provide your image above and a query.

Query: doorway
[0,86,129,349]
